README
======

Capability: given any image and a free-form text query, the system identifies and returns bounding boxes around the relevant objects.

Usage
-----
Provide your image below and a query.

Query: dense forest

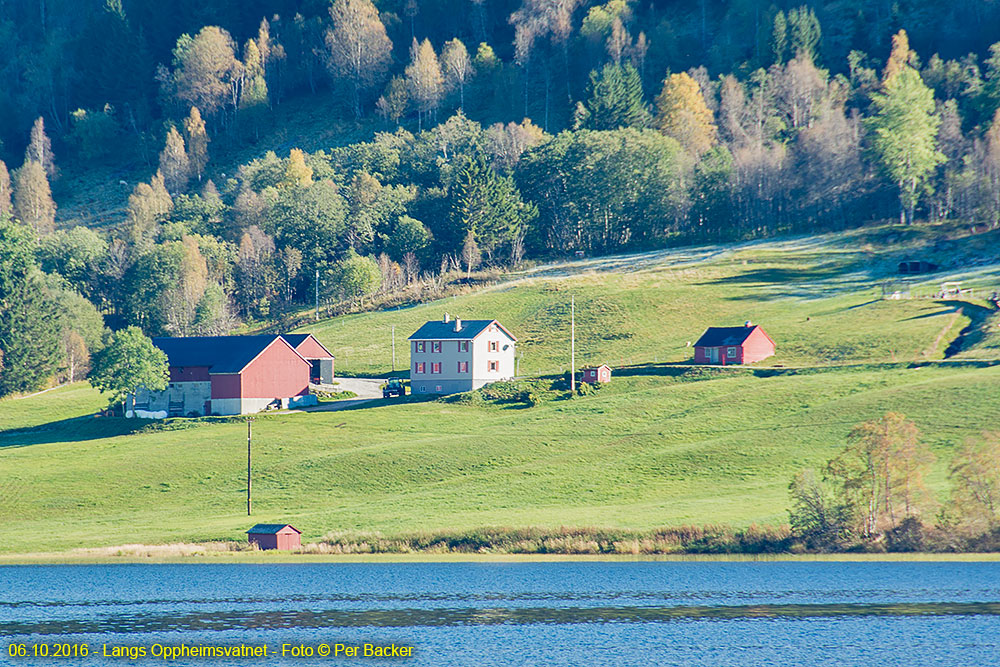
[2,0,1000,396]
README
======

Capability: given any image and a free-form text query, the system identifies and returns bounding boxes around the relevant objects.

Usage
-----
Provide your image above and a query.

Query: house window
[435,385,442,392]
[459,341,469,352]
[415,362,426,374]
[420,386,426,393]
[416,342,425,353]
[489,360,498,372]
[489,341,498,352]
[432,341,442,353]
[458,361,468,373]
[431,362,442,374]
[727,347,737,358]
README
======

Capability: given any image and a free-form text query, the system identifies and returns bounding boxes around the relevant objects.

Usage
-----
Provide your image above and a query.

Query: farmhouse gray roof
[694,325,763,347]
[246,523,301,534]
[151,335,305,374]
[408,319,517,341]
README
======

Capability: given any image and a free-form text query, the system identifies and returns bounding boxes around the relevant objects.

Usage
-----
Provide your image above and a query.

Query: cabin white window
[432,341,442,353]
[727,347,737,358]
[416,342,425,353]
[489,360,498,372]
[431,362,442,374]
[489,341,499,352]
[458,361,468,373]
[459,341,469,352]
[415,362,426,374]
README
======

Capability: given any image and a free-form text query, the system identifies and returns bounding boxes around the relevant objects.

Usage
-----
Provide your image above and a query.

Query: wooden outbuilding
[581,364,612,384]
[246,523,302,550]
[693,322,775,365]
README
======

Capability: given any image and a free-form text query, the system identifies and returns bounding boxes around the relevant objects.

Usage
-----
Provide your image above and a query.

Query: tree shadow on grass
[0,415,154,449]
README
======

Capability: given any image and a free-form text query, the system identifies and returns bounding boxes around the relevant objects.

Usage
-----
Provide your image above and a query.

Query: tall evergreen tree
[576,62,650,130]
[0,217,62,396]
[452,156,537,262]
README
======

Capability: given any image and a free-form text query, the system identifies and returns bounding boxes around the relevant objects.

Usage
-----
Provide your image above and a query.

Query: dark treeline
[3,1,1000,396]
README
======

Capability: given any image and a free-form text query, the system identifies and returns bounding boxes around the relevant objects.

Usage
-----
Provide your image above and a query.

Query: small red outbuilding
[693,322,775,365]
[246,523,302,551]
[581,364,612,384]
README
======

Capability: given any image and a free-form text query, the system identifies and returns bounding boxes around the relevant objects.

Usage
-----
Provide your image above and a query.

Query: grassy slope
[1,224,998,554]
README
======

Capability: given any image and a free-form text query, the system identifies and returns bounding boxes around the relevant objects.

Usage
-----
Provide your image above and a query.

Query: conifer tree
[655,72,718,156]
[13,160,56,235]
[158,126,190,193]
[577,62,650,130]
[771,11,788,65]
[183,107,209,182]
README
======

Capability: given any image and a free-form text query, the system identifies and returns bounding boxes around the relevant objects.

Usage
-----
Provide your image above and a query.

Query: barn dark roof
[246,523,301,534]
[409,319,516,341]
[152,335,304,374]
[694,325,764,347]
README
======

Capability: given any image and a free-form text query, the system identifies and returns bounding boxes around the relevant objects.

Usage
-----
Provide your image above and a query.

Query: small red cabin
[581,364,612,384]
[693,322,775,365]
[246,523,301,550]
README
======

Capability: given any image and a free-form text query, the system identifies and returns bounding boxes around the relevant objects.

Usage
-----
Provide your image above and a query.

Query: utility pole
[391,325,396,372]
[570,295,576,393]
[315,270,320,321]
[246,417,253,516]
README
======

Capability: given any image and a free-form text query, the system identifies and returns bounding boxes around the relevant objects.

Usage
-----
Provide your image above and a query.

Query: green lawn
[1,223,998,555]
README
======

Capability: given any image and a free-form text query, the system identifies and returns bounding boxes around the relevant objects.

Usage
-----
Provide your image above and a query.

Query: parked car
[382,378,406,398]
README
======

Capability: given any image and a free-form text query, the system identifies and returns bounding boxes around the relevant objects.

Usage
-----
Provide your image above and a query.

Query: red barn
[130,335,316,417]
[247,524,301,551]
[283,334,335,384]
[581,364,612,383]
[693,322,775,365]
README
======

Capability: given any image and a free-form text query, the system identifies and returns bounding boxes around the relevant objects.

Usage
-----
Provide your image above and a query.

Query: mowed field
[1,224,998,555]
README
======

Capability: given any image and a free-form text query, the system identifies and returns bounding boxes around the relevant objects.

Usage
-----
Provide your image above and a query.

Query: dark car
[383,378,406,398]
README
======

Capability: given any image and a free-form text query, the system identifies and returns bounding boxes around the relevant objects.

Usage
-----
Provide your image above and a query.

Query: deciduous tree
[325,0,393,117]
[406,39,445,129]
[89,326,168,412]
[183,107,209,182]
[13,160,56,235]
[655,72,718,157]
[158,126,190,193]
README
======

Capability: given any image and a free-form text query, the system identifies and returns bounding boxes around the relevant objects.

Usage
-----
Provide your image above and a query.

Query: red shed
[581,364,612,384]
[693,322,775,365]
[246,523,302,550]
[283,334,335,384]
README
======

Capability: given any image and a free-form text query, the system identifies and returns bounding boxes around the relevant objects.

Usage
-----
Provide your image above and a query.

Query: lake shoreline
[2,550,1000,565]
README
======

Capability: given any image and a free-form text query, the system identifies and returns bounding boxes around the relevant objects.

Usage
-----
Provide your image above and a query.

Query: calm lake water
[1,562,999,666]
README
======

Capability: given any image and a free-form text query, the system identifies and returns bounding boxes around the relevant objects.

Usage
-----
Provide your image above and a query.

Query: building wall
[410,323,515,394]
[241,339,311,398]
[293,336,333,360]
[133,381,211,416]
[210,397,278,416]
[169,366,210,382]
[248,533,278,550]
[742,328,776,363]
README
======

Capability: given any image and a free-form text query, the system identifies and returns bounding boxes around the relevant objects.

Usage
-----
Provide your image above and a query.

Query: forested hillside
[1,0,1000,397]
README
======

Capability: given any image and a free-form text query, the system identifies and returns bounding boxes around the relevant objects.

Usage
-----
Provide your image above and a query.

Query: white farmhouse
[408,314,517,394]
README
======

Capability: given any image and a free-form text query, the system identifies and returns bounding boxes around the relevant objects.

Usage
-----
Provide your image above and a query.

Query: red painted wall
[742,327,776,363]
[293,336,333,359]
[169,366,210,382]
[211,374,242,399]
[248,528,301,550]
[241,339,310,398]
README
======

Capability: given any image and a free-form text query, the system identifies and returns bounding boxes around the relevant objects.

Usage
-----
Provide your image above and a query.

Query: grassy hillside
[305,225,1000,376]
[1,224,998,555]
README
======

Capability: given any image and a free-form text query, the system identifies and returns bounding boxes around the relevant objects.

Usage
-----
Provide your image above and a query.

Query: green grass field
[1,223,998,555]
